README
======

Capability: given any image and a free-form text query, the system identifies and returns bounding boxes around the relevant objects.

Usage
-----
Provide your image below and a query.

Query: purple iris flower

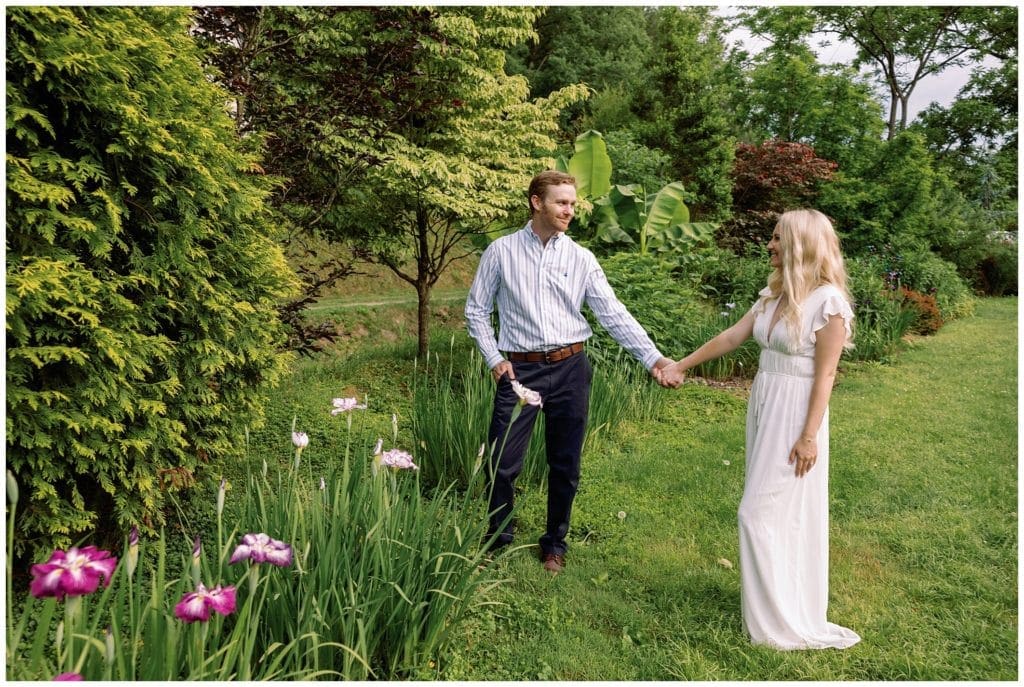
[174,583,237,623]
[229,533,293,567]
[30,546,118,600]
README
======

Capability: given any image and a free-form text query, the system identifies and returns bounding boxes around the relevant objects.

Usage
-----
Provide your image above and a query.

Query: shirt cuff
[642,350,664,371]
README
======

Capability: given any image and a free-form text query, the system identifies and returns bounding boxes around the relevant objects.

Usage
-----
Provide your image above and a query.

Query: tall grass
[679,307,761,379]
[411,338,667,491]
[5,410,502,680]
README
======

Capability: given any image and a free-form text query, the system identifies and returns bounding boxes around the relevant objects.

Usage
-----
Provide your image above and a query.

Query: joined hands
[652,357,686,389]
[653,358,687,389]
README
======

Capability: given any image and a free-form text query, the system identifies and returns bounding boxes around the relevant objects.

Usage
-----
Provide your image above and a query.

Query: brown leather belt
[506,342,584,363]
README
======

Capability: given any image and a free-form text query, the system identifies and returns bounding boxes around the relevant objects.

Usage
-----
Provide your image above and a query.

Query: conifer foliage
[6,7,296,556]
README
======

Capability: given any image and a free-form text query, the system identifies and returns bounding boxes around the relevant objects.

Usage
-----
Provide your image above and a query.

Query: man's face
[531,183,577,233]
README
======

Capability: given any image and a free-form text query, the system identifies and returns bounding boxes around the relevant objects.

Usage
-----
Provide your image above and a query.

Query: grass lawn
[434,297,1018,680]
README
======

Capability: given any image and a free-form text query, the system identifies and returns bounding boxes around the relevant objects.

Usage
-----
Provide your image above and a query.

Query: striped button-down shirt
[465,223,663,371]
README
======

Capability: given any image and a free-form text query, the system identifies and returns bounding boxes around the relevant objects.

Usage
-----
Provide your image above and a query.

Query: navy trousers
[486,352,591,556]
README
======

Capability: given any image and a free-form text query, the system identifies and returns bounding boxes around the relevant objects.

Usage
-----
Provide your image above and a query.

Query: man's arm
[464,243,508,377]
[583,263,669,375]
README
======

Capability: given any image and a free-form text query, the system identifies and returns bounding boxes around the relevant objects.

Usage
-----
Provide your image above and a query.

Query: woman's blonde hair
[766,209,852,345]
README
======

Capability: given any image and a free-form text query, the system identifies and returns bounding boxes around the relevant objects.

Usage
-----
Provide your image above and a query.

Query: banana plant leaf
[567,130,612,200]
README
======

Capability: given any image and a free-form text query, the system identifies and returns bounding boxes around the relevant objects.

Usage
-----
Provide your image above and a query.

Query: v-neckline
[767,295,787,345]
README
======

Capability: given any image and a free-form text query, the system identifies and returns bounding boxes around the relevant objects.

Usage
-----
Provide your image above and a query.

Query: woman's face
[767,228,783,269]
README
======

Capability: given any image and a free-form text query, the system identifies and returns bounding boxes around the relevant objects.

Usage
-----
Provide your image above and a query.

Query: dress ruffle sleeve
[810,287,854,346]
[749,286,776,317]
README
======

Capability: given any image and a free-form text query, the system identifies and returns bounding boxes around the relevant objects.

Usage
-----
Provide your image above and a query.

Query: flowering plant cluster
[11,396,486,681]
[22,526,294,679]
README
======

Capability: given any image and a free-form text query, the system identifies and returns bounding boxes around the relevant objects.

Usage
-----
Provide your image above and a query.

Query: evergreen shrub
[591,252,760,377]
[894,249,975,320]
[587,253,708,365]
[689,244,772,306]
[976,240,1018,296]
[6,7,296,557]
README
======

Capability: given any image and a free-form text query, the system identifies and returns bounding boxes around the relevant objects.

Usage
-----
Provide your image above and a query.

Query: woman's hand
[788,436,817,477]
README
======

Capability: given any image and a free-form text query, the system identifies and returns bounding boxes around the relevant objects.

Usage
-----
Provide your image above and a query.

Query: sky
[718,8,994,122]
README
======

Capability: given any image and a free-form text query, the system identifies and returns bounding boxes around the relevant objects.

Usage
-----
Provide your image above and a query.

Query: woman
[658,209,861,650]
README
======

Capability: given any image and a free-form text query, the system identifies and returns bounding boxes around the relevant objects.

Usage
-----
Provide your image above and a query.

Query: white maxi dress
[739,284,861,650]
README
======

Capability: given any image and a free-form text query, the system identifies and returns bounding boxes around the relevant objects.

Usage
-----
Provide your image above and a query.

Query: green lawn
[437,298,1018,680]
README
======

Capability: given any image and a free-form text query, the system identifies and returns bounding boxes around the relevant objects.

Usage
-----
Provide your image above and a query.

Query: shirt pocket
[545,267,581,307]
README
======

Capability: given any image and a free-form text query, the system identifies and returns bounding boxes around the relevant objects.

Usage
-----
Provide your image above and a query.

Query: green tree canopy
[745,6,1017,140]
[198,6,586,357]
[734,41,884,174]
[505,6,653,134]
[636,6,736,220]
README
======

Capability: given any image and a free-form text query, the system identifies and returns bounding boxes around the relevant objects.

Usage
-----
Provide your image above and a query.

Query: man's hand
[650,356,675,388]
[491,360,515,383]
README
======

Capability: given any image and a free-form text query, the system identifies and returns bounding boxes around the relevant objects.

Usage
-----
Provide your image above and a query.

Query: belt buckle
[546,345,570,363]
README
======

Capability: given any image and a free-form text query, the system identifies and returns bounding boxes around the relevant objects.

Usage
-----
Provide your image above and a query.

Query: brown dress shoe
[540,552,565,574]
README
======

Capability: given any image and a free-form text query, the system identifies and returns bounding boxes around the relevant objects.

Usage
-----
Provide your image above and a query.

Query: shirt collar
[524,220,563,246]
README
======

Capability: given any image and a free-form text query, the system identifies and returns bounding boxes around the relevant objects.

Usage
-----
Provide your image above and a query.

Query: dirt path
[305,289,469,311]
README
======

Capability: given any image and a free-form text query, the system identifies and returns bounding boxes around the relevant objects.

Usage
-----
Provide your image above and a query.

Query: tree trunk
[415,206,432,359]
[886,83,899,140]
[898,88,913,132]
[416,279,431,360]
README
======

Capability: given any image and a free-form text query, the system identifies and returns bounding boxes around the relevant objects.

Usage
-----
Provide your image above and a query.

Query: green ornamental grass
[6,396,502,680]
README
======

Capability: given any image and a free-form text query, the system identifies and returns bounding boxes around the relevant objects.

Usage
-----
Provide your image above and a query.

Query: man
[465,170,673,574]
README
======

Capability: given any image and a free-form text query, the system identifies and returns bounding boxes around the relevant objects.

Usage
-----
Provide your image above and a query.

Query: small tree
[719,140,837,252]
[192,7,441,352]
[6,7,296,556]
[357,7,588,356]
[195,6,586,358]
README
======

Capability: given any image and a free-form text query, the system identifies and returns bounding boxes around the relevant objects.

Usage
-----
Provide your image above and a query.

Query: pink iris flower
[53,673,83,681]
[511,380,543,408]
[330,397,367,415]
[229,533,293,567]
[30,546,118,600]
[174,583,237,623]
[379,448,418,471]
